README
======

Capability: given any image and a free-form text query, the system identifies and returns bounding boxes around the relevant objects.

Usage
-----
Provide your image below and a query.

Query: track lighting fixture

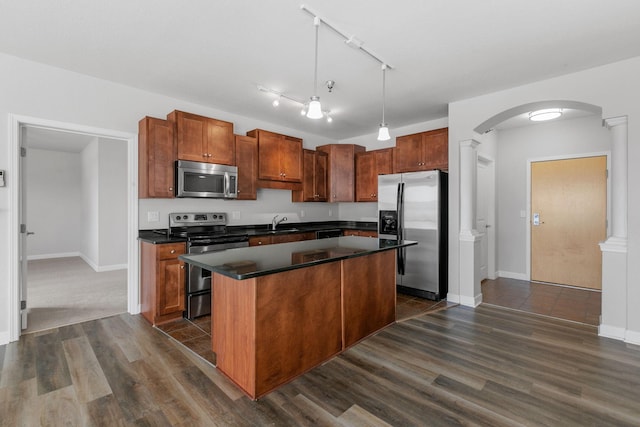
[306,17,323,119]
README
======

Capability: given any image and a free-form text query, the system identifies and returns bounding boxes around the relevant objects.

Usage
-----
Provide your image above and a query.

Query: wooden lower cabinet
[249,232,315,246]
[140,242,186,325]
[211,250,396,399]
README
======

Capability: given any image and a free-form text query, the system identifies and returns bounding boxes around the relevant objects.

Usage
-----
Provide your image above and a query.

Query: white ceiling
[2,0,639,140]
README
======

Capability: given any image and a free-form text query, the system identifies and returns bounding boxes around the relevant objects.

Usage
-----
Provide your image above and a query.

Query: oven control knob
[176,215,182,220]
[213,214,217,219]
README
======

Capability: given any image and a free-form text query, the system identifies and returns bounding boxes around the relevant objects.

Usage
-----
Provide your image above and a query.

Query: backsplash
[139,188,377,229]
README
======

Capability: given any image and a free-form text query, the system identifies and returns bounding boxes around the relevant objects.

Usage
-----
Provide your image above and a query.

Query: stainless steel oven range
[168,212,249,319]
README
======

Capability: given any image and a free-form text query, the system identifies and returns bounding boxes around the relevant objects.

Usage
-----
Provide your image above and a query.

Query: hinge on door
[20,146,27,157]
[606,169,608,178]
[20,223,27,233]
[21,300,26,310]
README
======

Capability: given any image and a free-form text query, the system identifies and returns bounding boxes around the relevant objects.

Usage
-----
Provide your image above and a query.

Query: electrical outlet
[520,210,526,218]
[232,211,241,220]
[147,211,160,222]
[328,209,333,217]
[300,210,305,218]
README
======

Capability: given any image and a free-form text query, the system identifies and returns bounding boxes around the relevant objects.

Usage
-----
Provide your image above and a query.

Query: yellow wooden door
[531,156,606,289]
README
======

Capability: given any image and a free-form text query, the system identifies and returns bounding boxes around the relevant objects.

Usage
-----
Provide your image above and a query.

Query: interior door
[477,161,490,281]
[531,156,607,289]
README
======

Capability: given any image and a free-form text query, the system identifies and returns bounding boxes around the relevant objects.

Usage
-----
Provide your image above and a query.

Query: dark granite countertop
[179,236,417,280]
[138,220,377,244]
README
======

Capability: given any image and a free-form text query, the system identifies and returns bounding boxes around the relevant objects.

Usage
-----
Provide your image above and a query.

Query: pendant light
[306,17,323,119]
[377,64,390,141]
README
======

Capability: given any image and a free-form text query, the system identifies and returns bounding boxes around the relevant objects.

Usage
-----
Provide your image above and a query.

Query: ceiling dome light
[272,96,281,107]
[529,108,562,122]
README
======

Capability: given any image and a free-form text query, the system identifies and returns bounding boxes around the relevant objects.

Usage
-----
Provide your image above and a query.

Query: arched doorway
[471,100,611,325]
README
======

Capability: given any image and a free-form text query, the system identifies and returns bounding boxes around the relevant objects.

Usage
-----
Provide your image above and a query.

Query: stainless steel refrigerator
[378,170,448,300]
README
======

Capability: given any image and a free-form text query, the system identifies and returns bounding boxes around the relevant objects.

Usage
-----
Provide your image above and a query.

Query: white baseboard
[27,251,81,261]
[598,324,626,341]
[446,293,460,304]
[496,270,528,281]
[460,294,482,307]
[0,330,9,346]
[625,329,640,346]
[27,252,126,272]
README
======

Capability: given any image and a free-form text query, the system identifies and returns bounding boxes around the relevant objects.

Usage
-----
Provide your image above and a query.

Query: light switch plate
[147,211,160,222]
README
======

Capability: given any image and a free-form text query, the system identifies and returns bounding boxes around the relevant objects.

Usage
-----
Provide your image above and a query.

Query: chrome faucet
[272,215,287,230]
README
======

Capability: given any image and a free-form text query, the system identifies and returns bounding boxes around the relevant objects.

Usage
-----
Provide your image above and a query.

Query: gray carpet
[25,257,127,334]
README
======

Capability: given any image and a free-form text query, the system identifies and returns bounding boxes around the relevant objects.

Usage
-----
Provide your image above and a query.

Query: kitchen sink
[267,228,299,234]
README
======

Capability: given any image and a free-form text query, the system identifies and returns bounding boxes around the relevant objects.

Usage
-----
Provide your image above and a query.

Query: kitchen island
[180,236,416,399]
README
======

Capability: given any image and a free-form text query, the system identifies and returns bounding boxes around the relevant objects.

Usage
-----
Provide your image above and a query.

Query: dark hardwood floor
[482,277,601,325]
[2,304,639,426]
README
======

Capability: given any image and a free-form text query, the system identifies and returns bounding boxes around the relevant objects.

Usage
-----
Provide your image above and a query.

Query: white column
[605,116,628,241]
[459,140,482,307]
[459,140,480,237]
[599,116,628,341]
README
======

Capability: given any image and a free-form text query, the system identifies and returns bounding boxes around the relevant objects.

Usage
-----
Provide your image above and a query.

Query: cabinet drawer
[157,243,186,259]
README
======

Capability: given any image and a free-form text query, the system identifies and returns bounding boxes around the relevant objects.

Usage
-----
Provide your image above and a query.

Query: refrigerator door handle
[397,182,405,275]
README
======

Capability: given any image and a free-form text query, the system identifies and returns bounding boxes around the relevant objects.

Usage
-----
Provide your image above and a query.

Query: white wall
[495,115,610,278]
[81,139,100,267]
[98,138,128,267]
[0,52,340,342]
[26,149,83,258]
[448,56,640,342]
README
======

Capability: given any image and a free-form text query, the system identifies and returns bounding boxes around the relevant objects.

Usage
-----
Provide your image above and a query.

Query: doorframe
[525,151,611,281]
[8,113,139,342]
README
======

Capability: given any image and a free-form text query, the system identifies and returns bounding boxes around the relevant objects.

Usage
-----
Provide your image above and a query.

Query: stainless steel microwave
[175,160,238,199]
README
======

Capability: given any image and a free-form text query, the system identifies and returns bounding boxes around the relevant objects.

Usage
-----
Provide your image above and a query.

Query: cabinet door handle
[258,241,263,245]
[208,154,212,157]
[180,265,185,269]
[170,249,176,254]
[169,187,173,191]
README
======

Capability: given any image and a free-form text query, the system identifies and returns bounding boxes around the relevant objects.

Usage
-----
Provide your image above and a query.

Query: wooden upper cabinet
[247,129,303,189]
[355,148,393,202]
[394,127,448,173]
[138,116,176,199]
[292,149,328,202]
[168,110,235,165]
[235,135,258,200]
[317,144,365,202]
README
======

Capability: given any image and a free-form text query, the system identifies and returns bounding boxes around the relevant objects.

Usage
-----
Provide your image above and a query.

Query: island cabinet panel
[393,127,448,173]
[213,263,342,399]
[342,251,396,348]
[212,275,257,396]
[235,135,258,200]
[138,117,175,198]
[168,110,235,165]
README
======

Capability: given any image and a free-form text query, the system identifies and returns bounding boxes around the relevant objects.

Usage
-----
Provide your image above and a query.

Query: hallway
[481,277,601,326]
